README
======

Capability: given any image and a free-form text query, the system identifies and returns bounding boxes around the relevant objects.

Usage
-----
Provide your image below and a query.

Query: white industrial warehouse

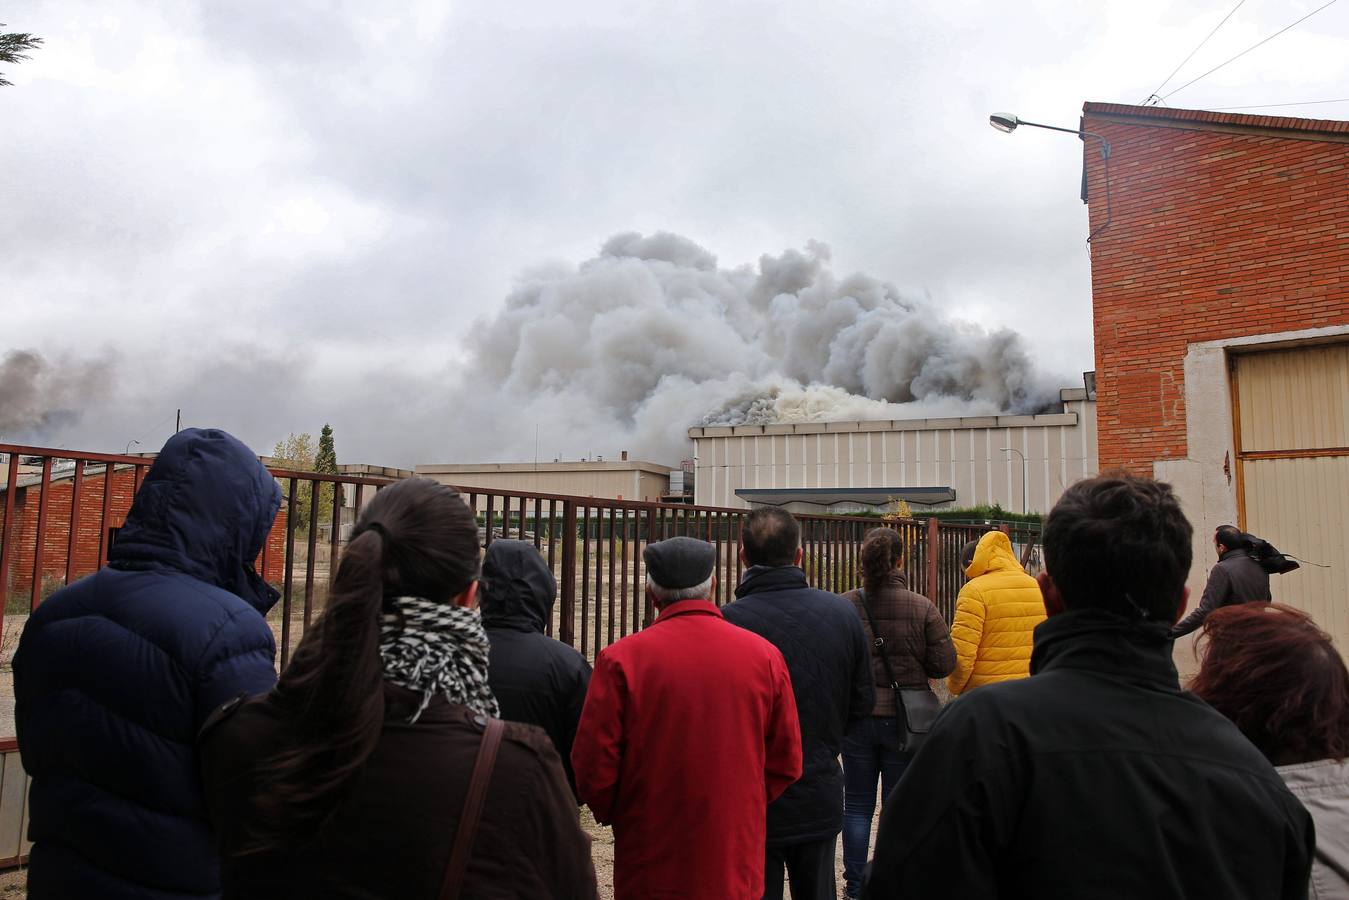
[687,385,1098,514]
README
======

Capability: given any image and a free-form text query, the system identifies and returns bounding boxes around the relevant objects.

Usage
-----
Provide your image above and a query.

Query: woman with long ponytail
[200,478,598,899]
[838,527,955,900]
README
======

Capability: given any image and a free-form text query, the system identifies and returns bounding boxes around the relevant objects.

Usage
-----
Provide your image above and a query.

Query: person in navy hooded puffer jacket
[14,427,282,900]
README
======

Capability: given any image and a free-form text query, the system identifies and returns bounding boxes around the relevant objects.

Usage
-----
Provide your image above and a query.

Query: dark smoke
[0,349,114,440]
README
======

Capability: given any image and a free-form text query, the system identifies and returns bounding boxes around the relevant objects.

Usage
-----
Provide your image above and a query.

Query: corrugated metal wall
[1235,343,1349,647]
[691,398,1098,513]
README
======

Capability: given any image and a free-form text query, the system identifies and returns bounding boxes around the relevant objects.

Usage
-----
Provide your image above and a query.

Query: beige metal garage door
[1233,342,1349,647]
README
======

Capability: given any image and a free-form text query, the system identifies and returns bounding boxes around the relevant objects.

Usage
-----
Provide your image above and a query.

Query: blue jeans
[841,717,912,898]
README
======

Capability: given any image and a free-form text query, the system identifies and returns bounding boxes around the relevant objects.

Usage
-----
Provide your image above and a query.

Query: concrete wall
[688,391,1097,512]
[416,461,671,503]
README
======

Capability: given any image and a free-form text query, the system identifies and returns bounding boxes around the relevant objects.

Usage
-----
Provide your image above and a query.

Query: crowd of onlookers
[10,427,1347,899]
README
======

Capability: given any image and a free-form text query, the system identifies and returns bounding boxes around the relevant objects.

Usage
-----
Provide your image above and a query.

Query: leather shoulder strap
[440,716,505,899]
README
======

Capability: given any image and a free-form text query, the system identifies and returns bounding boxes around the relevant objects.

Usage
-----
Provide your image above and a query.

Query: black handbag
[857,589,941,753]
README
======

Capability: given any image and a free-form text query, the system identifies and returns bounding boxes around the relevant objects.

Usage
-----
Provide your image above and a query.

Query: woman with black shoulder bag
[839,527,955,900]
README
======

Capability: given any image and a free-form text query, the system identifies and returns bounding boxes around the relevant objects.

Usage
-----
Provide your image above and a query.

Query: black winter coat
[480,540,591,793]
[14,428,282,900]
[724,565,873,846]
[865,608,1314,900]
[1172,548,1273,637]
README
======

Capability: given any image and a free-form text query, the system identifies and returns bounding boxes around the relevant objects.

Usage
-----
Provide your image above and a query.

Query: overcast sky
[3,0,1346,466]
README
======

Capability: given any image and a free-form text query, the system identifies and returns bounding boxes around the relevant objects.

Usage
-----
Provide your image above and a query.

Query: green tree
[271,432,315,533]
[314,423,338,524]
[1,25,43,86]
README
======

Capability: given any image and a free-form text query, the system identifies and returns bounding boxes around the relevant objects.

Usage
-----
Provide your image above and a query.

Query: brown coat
[844,570,956,716]
[199,683,598,900]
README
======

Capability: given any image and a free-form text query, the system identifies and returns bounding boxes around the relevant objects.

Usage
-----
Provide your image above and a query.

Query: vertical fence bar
[547,500,558,569]
[0,452,14,633]
[713,512,724,605]
[925,517,940,605]
[303,480,320,627]
[644,506,658,627]
[619,510,630,638]
[560,502,577,647]
[484,494,496,548]
[595,508,606,651]
[65,461,84,585]
[97,464,115,568]
[581,507,591,658]
[607,510,617,647]
[133,463,147,493]
[533,498,543,550]
[328,479,342,597]
[29,457,54,610]
[281,478,298,670]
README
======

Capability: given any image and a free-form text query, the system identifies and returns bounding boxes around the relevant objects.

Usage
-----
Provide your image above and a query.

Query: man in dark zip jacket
[1171,524,1272,637]
[864,474,1313,900]
[724,507,873,900]
[14,428,282,900]
[480,539,591,795]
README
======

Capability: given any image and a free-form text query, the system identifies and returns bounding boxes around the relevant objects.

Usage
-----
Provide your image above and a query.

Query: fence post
[925,517,939,602]
[560,501,577,647]
[644,505,658,628]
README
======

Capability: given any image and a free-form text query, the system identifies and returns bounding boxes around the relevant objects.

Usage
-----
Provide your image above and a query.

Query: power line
[1143,0,1248,105]
[1163,0,1341,101]
[1206,97,1349,110]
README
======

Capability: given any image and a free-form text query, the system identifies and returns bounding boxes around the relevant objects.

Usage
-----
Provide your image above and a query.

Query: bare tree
[0,25,42,86]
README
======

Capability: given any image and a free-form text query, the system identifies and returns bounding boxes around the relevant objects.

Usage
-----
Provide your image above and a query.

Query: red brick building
[1080,102,1349,646]
[1,463,289,601]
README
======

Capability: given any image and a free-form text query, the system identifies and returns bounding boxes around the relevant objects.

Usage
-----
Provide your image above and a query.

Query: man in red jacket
[572,536,803,899]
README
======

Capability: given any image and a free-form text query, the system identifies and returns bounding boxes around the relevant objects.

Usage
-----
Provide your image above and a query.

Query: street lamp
[999,447,1028,514]
[989,111,1113,243]
[124,439,140,456]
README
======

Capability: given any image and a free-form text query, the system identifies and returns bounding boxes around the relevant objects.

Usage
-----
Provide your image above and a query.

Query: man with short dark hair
[724,507,873,900]
[572,536,802,899]
[864,473,1313,899]
[1171,523,1272,637]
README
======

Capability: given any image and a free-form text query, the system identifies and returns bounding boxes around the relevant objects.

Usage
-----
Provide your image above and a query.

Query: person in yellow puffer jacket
[946,530,1046,696]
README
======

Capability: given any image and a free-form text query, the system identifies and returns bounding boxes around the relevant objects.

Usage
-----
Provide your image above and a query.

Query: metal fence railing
[0,442,1042,870]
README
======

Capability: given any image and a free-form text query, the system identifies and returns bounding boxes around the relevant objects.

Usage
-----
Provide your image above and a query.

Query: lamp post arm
[1016,119,1083,137]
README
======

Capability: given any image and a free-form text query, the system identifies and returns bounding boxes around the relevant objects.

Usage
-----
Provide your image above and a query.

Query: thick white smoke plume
[447,232,1063,466]
[0,350,114,441]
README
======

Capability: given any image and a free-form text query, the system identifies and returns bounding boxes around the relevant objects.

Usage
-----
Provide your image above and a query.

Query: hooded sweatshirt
[946,530,1045,696]
[479,539,591,793]
[15,427,282,900]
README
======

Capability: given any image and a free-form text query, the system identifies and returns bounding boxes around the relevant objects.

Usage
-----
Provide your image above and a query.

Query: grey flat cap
[644,537,716,590]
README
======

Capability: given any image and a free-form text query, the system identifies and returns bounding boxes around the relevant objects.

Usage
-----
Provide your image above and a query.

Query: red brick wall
[1083,103,1349,474]
[2,467,289,601]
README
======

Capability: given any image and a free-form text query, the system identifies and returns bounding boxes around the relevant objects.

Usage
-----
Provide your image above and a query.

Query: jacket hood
[965,531,1025,579]
[480,539,556,632]
[108,428,282,614]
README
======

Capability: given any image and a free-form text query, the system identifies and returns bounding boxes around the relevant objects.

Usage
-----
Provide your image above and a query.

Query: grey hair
[646,574,715,603]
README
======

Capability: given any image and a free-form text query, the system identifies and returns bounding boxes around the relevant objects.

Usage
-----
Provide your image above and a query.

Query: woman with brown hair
[199,477,597,899]
[839,527,954,900]
[1191,602,1349,899]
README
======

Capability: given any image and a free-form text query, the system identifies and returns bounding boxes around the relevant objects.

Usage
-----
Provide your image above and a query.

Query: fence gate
[1232,341,1349,647]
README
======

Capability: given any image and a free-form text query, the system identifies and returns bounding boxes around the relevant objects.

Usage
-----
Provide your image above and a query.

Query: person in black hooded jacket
[723,508,873,900]
[480,539,591,794]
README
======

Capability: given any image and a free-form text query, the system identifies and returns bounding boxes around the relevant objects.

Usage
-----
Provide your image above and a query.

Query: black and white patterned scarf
[380,596,499,723]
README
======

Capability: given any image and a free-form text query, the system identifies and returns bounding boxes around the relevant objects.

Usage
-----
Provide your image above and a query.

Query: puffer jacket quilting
[946,531,1045,696]
[14,428,282,900]
[724,565,873,846]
